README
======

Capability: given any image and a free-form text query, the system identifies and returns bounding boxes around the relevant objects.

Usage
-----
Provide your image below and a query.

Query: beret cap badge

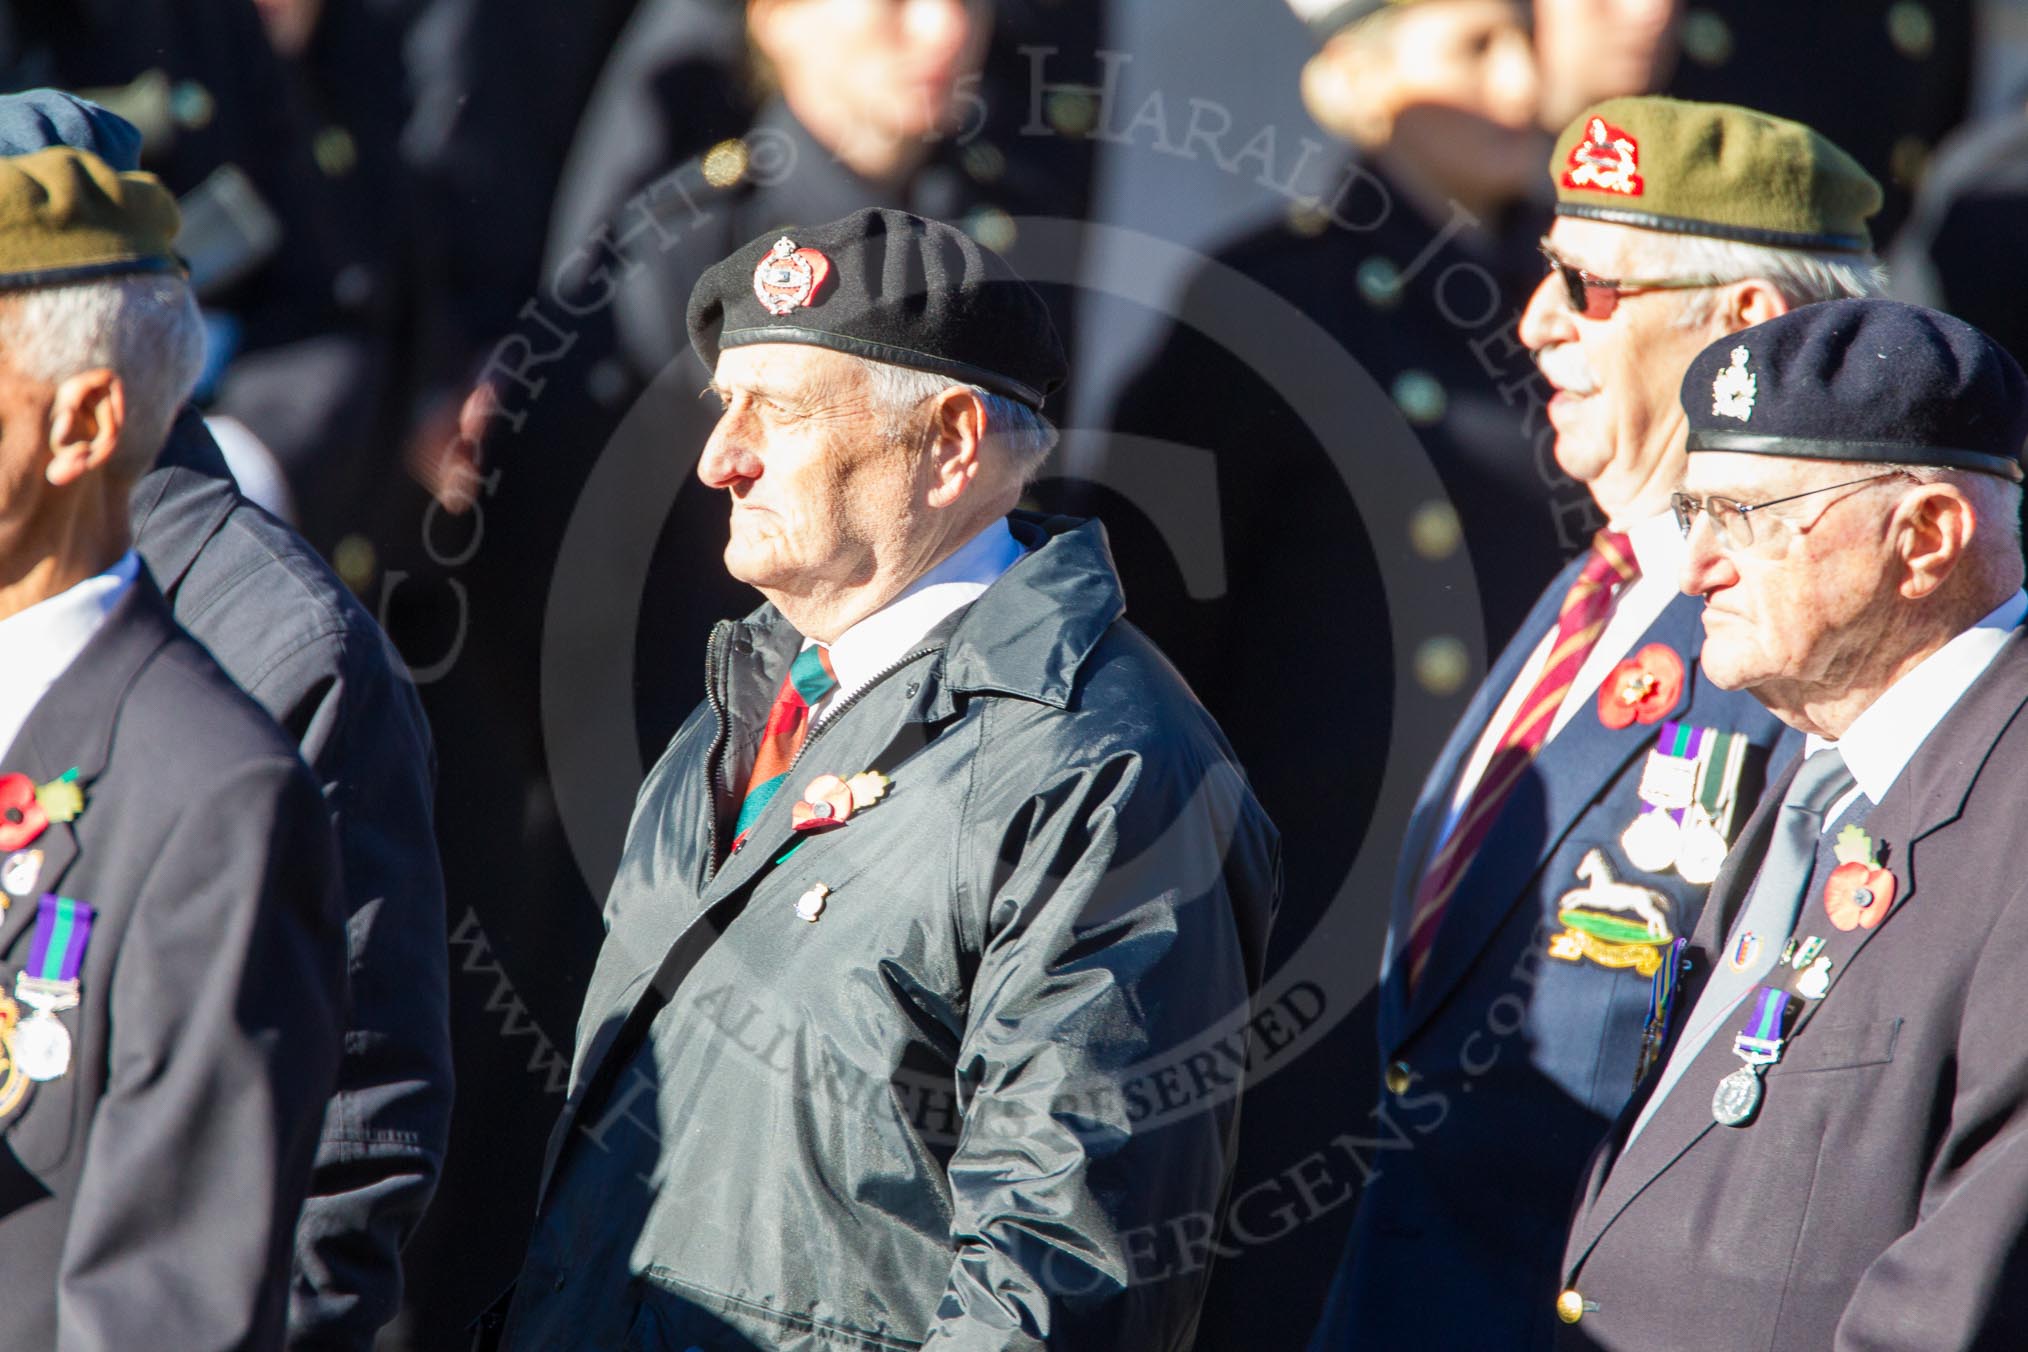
[752,236,832,316]
[1562,116,1644,197]
[1711,346,1757,422]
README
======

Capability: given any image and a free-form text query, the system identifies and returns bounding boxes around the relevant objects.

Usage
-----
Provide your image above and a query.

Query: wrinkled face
[0,348,55,544]
[1519,216,1725,507]
[1678,452,1907,700]
[1534,0,1680,122]
[697,343,923,597]
[1379,0,1545,200]
[760,0,990,144]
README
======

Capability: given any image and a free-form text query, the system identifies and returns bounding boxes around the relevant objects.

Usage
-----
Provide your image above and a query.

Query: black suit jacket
[1559,626,2028,1351]
[0,575,346,1350]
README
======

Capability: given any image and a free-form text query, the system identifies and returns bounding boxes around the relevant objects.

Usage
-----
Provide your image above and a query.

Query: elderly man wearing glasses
[1556,298,2028,1349]
[1313,97,1878,1349]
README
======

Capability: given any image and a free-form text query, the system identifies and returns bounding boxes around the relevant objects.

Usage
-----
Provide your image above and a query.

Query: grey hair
[1641,235,1887,330]
[855,357,1060,486]
[1877,461,2025,550]
[0,274,207,476]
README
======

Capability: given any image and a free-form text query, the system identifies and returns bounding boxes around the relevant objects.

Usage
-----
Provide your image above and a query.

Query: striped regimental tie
[1401,529,1640,990]
[727,643,838,858]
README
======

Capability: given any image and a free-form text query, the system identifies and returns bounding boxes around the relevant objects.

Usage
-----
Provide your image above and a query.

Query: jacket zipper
[785,645,941,780]
[719,644,941,861]
[701,623,732,884]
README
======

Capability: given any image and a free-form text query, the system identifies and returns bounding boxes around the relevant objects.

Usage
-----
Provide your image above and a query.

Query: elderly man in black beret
[0,143,347,1347]
[1556,298,2028,1349]
[492,209,1280,1351]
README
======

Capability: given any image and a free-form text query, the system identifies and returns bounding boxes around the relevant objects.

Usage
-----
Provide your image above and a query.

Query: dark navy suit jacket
[1311,546,1801,1351]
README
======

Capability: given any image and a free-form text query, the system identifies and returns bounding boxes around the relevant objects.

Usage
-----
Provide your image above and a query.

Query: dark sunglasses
[1538,240,1731,320]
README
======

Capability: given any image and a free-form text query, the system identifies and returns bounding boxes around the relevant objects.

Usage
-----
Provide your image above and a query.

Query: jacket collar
[1567,623,2028,1274]
[128,410,241,599]
[0,576,180,955]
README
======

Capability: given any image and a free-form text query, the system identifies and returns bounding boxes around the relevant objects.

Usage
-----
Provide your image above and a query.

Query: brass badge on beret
[1561,116,1644,197]
[1711,346,1757,422]
[752,236,833,316]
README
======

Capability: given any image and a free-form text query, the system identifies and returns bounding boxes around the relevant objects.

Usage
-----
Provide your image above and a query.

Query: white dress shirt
[1806,589,2028,820]
[0,551,141,761]
[805,520,1025,724]
[1435,510,1686,852]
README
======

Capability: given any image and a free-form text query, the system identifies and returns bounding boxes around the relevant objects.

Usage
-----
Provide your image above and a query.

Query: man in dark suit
[0,144,345,1347]
[1312,97,1884,1349]
[0,89,457,1351]
[1556,299,2028,1350]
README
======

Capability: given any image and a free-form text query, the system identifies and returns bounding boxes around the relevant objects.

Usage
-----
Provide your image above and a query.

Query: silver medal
[1620,810,1681,874]
[1674,811,1730,885]
[12,1012,70,1082]
[1712,1064,1763,1127]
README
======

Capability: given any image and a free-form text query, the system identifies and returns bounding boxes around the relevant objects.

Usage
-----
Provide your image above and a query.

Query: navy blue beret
[1683,298,2028,483]
[0,91,142,170]
[687,207,1065,411]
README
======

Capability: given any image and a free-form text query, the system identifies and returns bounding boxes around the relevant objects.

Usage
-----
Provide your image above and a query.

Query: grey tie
[1626,747,1857,1143]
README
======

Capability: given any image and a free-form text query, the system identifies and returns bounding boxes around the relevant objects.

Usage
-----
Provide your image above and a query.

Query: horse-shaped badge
[1548,848,1675,976]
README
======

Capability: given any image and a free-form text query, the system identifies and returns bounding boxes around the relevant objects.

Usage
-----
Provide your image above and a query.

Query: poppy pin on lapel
[1823,824,1895,931]
[1598,645,1684,729]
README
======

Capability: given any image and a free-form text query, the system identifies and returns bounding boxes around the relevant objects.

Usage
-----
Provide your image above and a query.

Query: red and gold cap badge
[1561,116,1644,197]
[752,236,833,316]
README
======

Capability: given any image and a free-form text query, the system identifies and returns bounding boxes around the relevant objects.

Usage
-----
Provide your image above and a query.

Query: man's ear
[1894,481,1976,600]
[44,369,125,487]
[1720,277,1791,334]
[923,385,988,510]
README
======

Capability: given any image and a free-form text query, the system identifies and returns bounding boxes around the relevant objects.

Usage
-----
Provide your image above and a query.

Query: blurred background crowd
[9,0,2027,1345]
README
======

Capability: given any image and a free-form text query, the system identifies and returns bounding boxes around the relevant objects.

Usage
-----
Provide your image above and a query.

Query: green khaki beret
[0,145,181,292]
[1552,96,1882,253]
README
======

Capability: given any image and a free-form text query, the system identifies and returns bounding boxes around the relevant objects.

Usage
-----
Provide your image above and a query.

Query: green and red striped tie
[728,644,838,857]
[1402,529,1639,990]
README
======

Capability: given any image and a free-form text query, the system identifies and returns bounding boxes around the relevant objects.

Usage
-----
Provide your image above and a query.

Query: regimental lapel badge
[1620,722,1750,882]
[0,849,42,903]
[752,236,833,315]
[1711,345,1757,422]
[1823,824,1895,931]
[0,769,84,854]
[1547,849,1674,976]
[795,882,831,924]
[1598,644,1684,730]
[1561,116,1644,196]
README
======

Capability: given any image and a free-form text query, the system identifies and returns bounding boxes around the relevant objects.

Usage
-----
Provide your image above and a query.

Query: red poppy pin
[0,769,83,853]
[1598,644,1684,729]
[1823,824,1896,931]
[1561,116,1644,197]
[790,771,890,834]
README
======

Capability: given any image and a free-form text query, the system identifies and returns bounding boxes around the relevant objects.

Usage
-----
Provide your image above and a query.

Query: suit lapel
[0,578,177,955]
[1401,593,1709,1035]
[1569,629,2028,1270]
[1380,555,1586,1044]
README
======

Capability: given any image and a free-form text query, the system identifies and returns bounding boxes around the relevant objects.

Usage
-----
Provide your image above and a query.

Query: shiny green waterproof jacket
[504,514,1281,1350]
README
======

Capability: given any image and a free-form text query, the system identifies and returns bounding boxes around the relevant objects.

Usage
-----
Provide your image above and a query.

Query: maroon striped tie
[1401,530,1639,991]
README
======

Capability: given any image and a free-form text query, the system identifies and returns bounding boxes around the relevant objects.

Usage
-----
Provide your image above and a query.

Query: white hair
[855,357,1060,486]
[1878,461,2025,550]
[0,274,207,476]
[1645,235,1885,330]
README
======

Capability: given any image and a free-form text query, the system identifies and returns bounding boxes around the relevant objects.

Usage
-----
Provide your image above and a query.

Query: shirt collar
[0,550,141,759]
[815,520,1025,699]
[1618,507,1687,585]
[1805,589,2028,801]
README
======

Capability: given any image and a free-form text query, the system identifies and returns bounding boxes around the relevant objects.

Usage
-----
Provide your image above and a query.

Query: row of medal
[1620,723,1750,885]
[1711,933,1840,1128]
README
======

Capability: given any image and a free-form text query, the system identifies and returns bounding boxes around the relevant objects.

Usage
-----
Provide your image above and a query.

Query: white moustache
[1537,343,1599,396]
